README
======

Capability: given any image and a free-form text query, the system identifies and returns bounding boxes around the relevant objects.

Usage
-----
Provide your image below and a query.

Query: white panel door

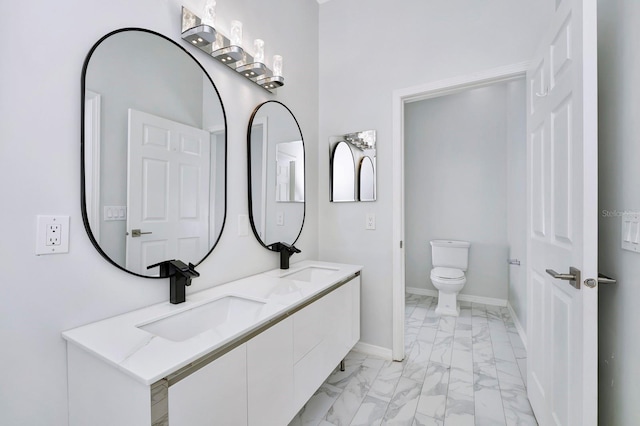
[127,109,210,275]
[526,0,598,425]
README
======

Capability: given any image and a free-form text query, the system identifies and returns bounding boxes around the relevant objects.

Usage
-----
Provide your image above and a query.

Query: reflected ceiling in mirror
[81,28,227,278]
[330,130,376,202]
[248,101,305,248]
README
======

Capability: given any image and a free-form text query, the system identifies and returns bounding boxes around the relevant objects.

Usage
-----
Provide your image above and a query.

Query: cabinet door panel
[247,317,294,426]
[293,278,361,408]
[169,345,247,426]
[293,286,338,362]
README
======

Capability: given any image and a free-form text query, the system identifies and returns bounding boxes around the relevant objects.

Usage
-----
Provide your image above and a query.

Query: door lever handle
[131,229,153,238]
[584,273,617,288]
[546,267,581,289]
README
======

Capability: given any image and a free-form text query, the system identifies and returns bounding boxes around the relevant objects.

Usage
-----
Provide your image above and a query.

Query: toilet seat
[431,267,465,281]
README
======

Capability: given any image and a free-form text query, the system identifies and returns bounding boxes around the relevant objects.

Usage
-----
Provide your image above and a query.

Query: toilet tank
[430,240,470,271]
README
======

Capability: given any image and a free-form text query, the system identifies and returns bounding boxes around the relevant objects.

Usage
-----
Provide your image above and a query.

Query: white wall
[597,1,640,423]
[404,82,514,301]
[506,79,527,331]
[0,0,318,424]
[318,0,548,350]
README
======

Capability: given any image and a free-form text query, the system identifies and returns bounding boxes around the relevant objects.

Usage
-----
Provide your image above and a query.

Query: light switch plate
[104,206,127,221]
[621,212,640,253]
[36,215,70,255]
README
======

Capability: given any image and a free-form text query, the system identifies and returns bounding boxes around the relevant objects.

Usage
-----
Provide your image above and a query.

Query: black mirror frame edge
[80,27,228,279]
[246,100,306,252]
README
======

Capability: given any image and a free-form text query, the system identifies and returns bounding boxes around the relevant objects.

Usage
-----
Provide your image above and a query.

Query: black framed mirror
[247,101,305,267]
[81,28,227,278]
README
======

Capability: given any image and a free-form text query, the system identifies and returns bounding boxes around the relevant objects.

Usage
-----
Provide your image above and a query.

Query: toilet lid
[432,267,464,280]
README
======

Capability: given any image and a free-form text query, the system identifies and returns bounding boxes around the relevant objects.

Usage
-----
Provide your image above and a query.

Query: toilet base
[435,291,460,317]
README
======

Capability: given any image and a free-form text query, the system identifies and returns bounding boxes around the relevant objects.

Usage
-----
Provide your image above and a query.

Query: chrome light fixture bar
[344,130,376,151]
[181,6,284,93]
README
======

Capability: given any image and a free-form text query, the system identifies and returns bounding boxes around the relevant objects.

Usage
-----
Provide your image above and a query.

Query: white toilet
[429,240,470,316]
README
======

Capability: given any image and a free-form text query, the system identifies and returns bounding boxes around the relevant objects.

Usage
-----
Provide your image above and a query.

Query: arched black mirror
[248,101,305,268]
[81,28,227,278]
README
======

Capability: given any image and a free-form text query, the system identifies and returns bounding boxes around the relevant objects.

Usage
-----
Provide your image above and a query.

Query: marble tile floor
[289,294,536,426]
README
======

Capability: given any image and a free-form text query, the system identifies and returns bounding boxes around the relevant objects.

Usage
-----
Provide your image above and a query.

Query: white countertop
[62,260,362,386]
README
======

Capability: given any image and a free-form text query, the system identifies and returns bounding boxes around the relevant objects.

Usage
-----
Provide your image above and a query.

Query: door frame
[84,90,101,243]
[391,61,530,361]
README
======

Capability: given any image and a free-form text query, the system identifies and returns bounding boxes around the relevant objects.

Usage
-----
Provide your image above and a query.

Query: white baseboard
[406,287,438,297]
[352,341,393,360]
[406,287,507,307]
[507,302,527,351]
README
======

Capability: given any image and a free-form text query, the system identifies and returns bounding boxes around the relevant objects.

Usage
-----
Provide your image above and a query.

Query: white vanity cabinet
[64,264,361,426]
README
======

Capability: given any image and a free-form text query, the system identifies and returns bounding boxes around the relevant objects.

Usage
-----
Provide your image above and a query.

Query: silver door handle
[131,229,152,238]
[546,267,581,289]
[584,273,617,288]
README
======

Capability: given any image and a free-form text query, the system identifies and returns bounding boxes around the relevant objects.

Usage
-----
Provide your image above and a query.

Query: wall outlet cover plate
[36,215,70,255]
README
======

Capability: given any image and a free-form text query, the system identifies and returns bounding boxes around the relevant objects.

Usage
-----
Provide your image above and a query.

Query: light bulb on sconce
[182,9,197,30]
[212,32,224,51]
[202,0,217,26]
[230,20,243,47]
[253,39,265,64]
[273,55,283,77]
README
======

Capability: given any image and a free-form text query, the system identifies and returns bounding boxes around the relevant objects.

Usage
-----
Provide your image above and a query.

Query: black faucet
[147,260,200,304]
[268,242,301,270]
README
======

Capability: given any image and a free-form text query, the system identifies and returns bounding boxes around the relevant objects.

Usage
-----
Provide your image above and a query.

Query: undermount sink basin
[281,266,339,282]
[138,296,266,342]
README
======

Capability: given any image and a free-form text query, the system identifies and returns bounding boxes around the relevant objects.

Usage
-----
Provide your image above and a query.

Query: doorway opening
[391,62,529,361]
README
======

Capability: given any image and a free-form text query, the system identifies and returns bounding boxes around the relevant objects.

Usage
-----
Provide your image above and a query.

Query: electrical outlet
[277,212,285,226]
[36,215,70,255]
[46,224,61,246]
[366,213,376,230]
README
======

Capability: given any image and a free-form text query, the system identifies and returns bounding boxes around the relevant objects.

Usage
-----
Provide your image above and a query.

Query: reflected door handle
[584,273,617,288]
[546,267,581,289]
[131,229,152,238]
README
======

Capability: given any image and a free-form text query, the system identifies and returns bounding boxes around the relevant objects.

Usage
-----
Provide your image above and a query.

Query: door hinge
[400,240,403,249]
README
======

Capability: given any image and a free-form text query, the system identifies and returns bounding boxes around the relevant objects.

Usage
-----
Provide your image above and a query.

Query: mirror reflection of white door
[126,109,210,275]
[526,0,598,424]
[276,154,295,202]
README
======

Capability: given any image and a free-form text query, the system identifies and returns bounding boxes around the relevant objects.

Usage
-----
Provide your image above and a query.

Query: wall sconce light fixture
[181,6,284,92]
